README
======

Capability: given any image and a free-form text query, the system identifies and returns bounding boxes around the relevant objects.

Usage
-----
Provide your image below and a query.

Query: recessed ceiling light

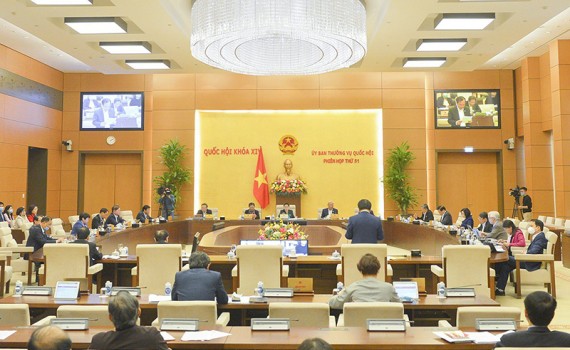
[403,57,446,68]
[32,0,92,4]
[64,17,127,34]
[416,39,467,51]
[435,13,495,30]
[126,60,171,70]
[100,42,152,54]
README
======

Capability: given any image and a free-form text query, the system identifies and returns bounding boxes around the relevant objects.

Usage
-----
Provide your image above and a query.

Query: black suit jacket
[88,325,169,350]
[447,106,470,127]
[171,268,229,304]
[419,210,434,222]
[244,209,260,219]
[345,211,383,243]
[522,194,532,213]
[91,107,116,128]
[105,214,124,227]
[136,211,153,223]
[440,212,453,225]
[279,209,295,218]
[496,326,570,347]
[523,232,548,271]
[91,214,104,229]
[467,104,482,115]
[477,221,493,233]
[321,208,339,219]
[26,225,57,253]
[196,209,213,216]
[71,239,102,265]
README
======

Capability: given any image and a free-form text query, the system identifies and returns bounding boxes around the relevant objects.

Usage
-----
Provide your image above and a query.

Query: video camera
[509,186,521,199]
[157,186,172,196]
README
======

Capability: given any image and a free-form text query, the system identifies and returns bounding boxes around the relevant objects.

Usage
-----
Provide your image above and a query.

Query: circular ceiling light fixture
[191,0,367,76]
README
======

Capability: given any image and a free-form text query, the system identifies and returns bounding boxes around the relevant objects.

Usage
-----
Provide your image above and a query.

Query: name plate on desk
[264,288,294,297]
[366,319,406,332]
[51,318,89,330]
[111,287,141,296]
[160,318,199,331]
[446,288,475,297]
[22,286,52,296]
[251,318,290,331]
[476,318,517,331]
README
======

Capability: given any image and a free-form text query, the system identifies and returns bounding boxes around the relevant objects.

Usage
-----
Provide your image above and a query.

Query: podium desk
[0,326,501,349]
[1,293,498,327]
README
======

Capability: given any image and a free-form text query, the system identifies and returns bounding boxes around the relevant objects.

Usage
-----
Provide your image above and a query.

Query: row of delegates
[0,202,38,227]
[0,202,14,225]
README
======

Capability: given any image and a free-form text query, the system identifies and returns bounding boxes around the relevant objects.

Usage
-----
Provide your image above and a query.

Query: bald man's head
[28,325,72,350]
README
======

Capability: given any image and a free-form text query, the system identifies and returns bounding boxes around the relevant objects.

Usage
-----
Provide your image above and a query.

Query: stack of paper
[148,294,171,302]
[0,331,16,340]
[434,331,503,344]
[181,330,231,341]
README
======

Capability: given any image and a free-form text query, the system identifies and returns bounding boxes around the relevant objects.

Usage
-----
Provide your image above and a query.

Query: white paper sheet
[181,330,231,341]
[148,294,171,302]
[161,331,175,341]
[0,331,16,340]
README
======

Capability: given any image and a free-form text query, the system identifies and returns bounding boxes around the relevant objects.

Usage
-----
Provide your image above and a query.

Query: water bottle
[14,280,23,296]
[437,281,446,298]
[256,281,264,297]
[105,281,112,296]
[165,282,172,296]
[336,282,344,292]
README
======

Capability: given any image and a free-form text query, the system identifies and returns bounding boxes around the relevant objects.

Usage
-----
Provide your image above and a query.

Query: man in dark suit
[467,96,482,115]
[91,98,116,128]
[26,216,61,253]
[105,205,125,227]
[89,291,168,350]
[416,204,434,222]
[91,208,108,229]
[71,227,102,265]
[71,212,90,236]
[345,199,383,244]
[244,202,260,219]
[171,251,228,303]
[494,219,549,296]
[496,291,570,347]
[476,211,493,233]
[196,203,213,217]
[136,205,153,223]
[321,201,339,219]
[279,203,295,218]
[447,96,469,127]
[436,205,453,225]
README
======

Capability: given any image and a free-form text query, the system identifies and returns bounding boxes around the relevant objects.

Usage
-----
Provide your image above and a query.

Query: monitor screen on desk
[393,281,419,300]
[434,89,500,129]
[239,240,308,256]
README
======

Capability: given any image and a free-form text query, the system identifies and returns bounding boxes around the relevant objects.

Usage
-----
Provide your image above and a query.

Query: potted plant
[383,142,418,216]
[153,139,192,216]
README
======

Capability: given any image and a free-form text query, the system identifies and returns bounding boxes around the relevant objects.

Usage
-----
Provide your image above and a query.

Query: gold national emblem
[278,135,299,154]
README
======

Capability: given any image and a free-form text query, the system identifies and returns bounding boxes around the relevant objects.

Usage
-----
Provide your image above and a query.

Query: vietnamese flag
[253,147,270,209]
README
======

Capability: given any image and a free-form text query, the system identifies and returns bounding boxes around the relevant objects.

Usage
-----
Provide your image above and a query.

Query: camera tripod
[511,197,523,219]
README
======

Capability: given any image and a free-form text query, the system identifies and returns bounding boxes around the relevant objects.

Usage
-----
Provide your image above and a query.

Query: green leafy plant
[383,142,418,215]
[153,139,192,206]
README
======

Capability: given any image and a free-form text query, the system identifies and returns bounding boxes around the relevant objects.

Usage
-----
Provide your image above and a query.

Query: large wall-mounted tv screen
[81,92,144,130]
[434,89,500,129]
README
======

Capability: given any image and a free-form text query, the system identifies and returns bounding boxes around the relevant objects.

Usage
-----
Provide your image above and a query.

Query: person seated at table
[71,212,90,236]
[496,291,570,347]
[476,211,493,233]
[481,211,507,240]
[92,208,109,229]
[493,219,548,296]
[298,338,332,350]
[28,325,72,350]
[26,204,38,222]
[26,216,62,254]
[72,227,102,265]
[436,205,452,225]
[415,204,434,222]
[320,201,338,219]
[244,202,260,219]
[499,219,526,255]
[460,207,474,229]
[467,95,482,115]
[196,203,212,217]
[329,254,399,310]
[136,204,153,223]
[2,204,14,226]
[105,205,125,227]
[89,291,168,350]
[13,206,27,229]
[154,229,169,244]
[279,203,296,218]
[171,251,228,304]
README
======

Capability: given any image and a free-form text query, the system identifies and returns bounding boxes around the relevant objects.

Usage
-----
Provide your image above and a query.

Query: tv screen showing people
[435,89,500,129]
[81,92,144,130]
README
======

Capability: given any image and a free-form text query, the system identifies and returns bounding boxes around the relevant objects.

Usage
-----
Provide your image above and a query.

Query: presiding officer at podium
[345,199,383,244]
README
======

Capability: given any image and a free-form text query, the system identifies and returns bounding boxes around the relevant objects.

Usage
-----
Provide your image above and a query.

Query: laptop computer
[393,281,419,303]
[54,281,81,301]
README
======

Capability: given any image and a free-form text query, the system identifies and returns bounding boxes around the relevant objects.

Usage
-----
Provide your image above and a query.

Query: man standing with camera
[158,188,176,220]
[519,186,532,221]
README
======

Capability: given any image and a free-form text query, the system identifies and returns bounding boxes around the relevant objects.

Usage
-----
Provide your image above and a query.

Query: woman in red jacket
[499,219,526,255]
[26,204,38,222]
